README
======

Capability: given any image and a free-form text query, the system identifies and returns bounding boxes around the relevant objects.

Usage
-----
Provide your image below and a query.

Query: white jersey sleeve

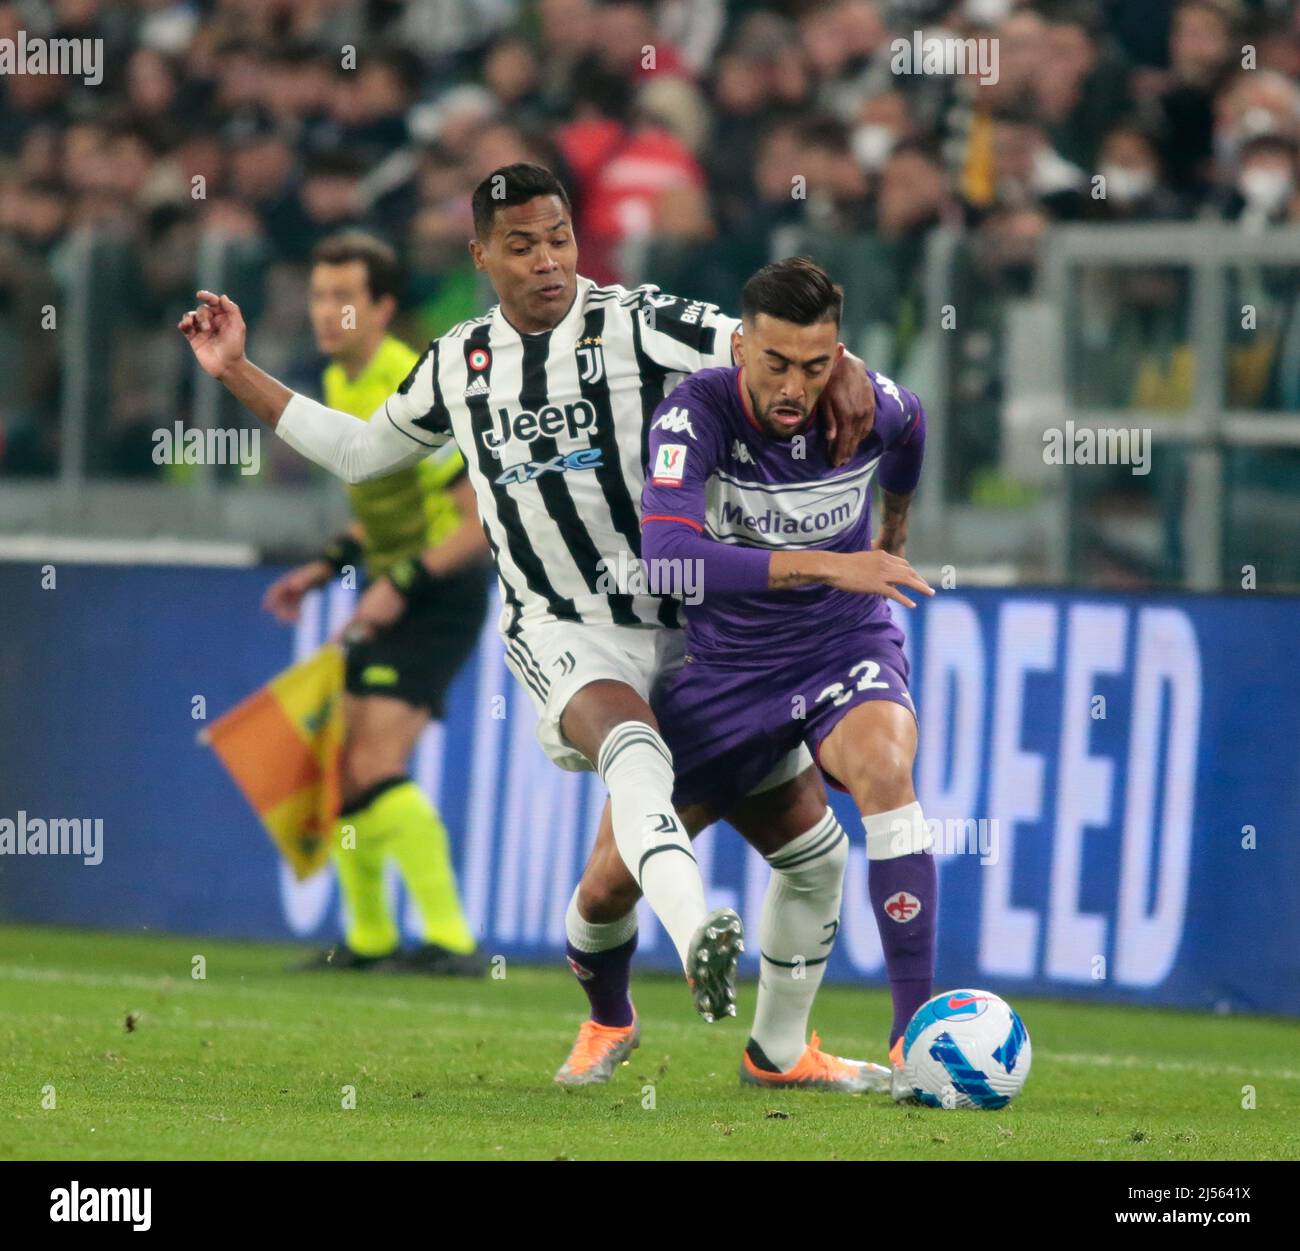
[634,287,740,374]
[381,340,457,448]
[274,342,454,484]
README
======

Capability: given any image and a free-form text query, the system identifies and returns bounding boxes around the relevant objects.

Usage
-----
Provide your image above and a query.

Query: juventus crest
[576,336,605,385]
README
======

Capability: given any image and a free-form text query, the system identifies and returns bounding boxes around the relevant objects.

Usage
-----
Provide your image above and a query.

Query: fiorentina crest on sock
[899,989,1031,1109]
[884,890,922,922]
[566,955,595,981]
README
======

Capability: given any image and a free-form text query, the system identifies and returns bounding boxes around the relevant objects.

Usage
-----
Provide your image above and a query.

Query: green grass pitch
[1,924,1297,1161]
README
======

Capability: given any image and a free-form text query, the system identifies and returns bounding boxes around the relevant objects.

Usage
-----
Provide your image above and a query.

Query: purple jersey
[640,365,925,661]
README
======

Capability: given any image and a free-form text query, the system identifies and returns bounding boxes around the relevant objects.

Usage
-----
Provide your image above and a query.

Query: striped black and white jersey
[382,275,739,635]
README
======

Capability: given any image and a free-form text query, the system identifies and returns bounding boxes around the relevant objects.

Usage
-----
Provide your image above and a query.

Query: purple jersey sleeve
[641,384,772,594]
[872,373,926,496]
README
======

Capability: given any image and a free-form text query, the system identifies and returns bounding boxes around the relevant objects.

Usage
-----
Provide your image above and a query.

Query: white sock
[564,887,638,952]
[862,801,932,860]
[749,810,849,1072]
[596,722,707,968]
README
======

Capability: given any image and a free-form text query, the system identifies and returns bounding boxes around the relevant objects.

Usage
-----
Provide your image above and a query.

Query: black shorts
[344,567,490,717]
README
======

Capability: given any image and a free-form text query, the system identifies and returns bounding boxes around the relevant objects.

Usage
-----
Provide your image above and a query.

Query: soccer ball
[900,989,1031,1110]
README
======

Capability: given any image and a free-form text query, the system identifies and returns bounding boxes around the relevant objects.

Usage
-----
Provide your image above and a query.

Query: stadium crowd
[1,0,1298,482]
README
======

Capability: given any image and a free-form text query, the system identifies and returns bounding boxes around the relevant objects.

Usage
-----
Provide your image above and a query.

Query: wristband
[321,532,364,575]
[386,556,439,602]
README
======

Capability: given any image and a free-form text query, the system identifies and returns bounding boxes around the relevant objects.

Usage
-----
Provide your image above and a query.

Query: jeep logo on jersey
[705,459,879,547]
[494,447,604,485]
[653,406,696,438]
[482,400,597,449]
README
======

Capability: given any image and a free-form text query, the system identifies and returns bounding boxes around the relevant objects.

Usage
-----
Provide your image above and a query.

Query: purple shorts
[655,617,915,810]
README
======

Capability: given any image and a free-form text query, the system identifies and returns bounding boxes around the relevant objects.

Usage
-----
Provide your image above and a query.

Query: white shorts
[501,618,812,793]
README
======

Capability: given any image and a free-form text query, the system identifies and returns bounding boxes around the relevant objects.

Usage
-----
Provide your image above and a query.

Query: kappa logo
[494,447,603,485]
[653,406,696,438]
[884,890,921,922]
[731,439,753,464]
[875,370,902,407]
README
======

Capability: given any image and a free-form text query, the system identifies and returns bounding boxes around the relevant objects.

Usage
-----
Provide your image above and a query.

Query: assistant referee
[263,230,490,974]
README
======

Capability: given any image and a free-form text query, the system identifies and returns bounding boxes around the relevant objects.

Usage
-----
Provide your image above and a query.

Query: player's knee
[576,872,639,924]
[773,818,848,892]
[577,841,641,921]
[851,740,914,810]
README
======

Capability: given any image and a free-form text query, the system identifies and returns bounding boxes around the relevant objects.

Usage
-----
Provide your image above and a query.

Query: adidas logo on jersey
[653,406,696,438]
[731,439,754,464]
[464,374,489,398]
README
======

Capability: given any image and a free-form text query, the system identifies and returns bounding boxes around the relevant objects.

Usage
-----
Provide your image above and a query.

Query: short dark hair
[471,163,572,239]
[310,230,402,303]
[741,257,843,328]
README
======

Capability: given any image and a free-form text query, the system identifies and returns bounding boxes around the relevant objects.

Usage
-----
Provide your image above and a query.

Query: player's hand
[828,550,934,608]
[178,290,246,378]
[818,355,875,466]
[337,575,407,643]
[263,560,332,624]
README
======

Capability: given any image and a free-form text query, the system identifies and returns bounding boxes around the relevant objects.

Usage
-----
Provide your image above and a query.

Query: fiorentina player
[635,257,937,1096]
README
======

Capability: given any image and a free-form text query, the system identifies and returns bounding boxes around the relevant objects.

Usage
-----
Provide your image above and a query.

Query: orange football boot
[739,1031,892,1092]
[889,1035,918,1103]
[554,1014,641,1086]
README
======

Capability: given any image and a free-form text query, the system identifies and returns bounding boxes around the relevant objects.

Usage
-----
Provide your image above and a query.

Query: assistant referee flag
[202,645,345,880]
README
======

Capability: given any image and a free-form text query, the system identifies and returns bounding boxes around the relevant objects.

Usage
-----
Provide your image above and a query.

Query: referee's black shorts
[344,566,490,718]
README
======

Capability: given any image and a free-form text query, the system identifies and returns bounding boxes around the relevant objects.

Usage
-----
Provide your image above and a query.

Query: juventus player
[178,164,876,1038]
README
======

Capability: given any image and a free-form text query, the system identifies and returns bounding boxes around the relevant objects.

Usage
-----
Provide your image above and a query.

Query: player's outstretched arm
[178,290,430,484]
[178,291,291,427]
[769,548,934,608]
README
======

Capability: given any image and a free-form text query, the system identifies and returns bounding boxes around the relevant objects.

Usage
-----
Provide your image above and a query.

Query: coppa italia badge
[468,346,491,372]
[884,890,920,922]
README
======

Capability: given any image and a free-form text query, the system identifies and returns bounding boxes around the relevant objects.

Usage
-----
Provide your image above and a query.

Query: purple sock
[565,933,637,1027]
[868,850,938,1046]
